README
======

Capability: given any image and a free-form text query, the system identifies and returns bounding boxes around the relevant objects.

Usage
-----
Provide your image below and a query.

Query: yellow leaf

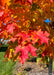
[11,14,14,17]
[51,9,54,12]
[14,16,17,18]
[33,18,35,22]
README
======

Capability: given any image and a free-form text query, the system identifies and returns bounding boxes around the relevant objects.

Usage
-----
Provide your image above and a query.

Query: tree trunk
[48,57,53,75]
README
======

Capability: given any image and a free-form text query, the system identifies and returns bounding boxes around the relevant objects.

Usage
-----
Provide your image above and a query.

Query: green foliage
[0,52,16,75]
[53,61,54,71]
[1,44,9,47]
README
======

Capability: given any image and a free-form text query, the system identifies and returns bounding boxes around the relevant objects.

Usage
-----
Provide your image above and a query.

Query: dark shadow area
[27,57,37,62]
[0,47,8,52]
[24,67,32,72]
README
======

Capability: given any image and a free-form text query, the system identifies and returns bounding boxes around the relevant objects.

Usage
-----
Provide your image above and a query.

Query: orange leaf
[1,0,11,6]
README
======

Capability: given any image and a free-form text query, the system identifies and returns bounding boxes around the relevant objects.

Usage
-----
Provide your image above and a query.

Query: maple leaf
[14,0,32,4]
[4,17,11,24]
[15,45,21,54]
[0,11,4,17]
[31,31,39,44]
[7,23,15,34]
[31,30,49,45]
[40,37,49,45]
[44,31,50,37]
[15,31,30,43]
[27,44,37,56]
[10,37,17,43]
[36,29,49,45]
[14,45,29,63]
[19,47,29,63]
[27,0,32,4]
[1,0,11,6]
[14,44,37,63]
[50,0,53,2]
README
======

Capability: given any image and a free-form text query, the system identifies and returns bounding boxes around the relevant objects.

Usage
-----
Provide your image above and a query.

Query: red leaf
[27,0,32,4]
[28,44,37,56]
[15,45,21,54]
[10,37,17,43]
[50,0,53,2]
[7,23,14,34]
[0,11,4,17]
[37,29,49,45]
